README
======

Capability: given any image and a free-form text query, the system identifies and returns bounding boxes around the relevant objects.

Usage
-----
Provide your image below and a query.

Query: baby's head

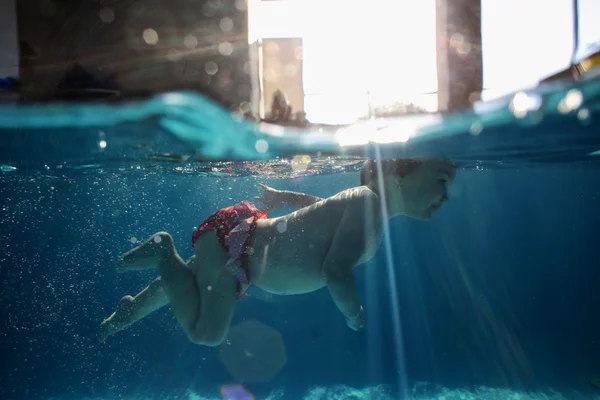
[360,157,457,220]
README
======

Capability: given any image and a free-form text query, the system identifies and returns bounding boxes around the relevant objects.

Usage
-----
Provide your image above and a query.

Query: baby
[99,157,457,346]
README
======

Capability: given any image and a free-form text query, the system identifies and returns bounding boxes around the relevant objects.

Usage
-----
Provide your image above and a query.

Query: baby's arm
[322,190,380,330]
[276,189,323,208]
[255,183,323,212]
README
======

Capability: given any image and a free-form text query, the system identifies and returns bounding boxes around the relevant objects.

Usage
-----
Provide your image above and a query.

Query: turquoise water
[1,76,599,170]
[1,76,600,400]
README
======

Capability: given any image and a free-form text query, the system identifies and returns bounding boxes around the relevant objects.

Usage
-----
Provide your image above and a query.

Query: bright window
[249,0,599,123]
[249,0,437,124]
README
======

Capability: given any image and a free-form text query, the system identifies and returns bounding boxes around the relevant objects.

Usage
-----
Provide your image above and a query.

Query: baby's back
[248,187,379,295]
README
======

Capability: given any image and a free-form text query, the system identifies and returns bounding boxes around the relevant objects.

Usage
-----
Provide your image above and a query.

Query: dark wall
[17,0,252,106]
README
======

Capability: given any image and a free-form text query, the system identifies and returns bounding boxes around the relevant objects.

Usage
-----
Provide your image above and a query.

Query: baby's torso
[247,189,382,295]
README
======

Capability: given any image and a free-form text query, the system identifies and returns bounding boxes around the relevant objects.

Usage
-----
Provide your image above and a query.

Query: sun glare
[248,0,438,124]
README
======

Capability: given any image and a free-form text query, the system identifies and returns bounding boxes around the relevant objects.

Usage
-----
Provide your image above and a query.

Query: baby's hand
[345,306,365,331]
[254,183,286,212]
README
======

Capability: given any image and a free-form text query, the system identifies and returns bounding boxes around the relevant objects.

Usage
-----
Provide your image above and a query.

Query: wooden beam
[436,0,483,112]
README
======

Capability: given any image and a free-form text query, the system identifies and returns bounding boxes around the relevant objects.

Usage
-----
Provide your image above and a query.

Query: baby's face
[392,159,456,220]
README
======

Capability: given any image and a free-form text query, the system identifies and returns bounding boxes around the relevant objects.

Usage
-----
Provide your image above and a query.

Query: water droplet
[468,92,480,104]
[456,42,471,55]
[264,67,279,83]
[0,165,17,172]
[291,155,310,172]
[202,2,217,17]
[449,33,464,48]
[234,0,246,11]
[220,17,234,32]
[166,49,182,62]
[183,34,198,49]
[265,41,279,55]
[577,108,591,123]
[283,64,297,77]
[255,139,269,153]
[509,91,542,118]
[277,221,287,233]
[205,61,218,75]
[99,8,114,23]
[143,29,159,46]
[557,89,583,114]
[243,61,252,75]
[469,122,483,136]
[218,42,234,56]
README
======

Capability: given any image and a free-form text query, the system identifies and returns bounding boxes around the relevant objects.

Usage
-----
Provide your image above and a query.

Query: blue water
[1,77,600,400]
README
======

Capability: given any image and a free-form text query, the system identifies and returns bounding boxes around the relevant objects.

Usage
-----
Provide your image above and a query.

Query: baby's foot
[115,254,150,273]
[115,234,167,273]
[99,295,134,342]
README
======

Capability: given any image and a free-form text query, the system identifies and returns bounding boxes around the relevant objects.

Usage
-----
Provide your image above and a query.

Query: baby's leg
[115,233,180,273]
[114,231,236,346]
[99,277,168,342]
